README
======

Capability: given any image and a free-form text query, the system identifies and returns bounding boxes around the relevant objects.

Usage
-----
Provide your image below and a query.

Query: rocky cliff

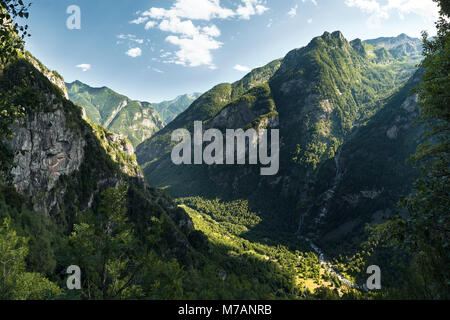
[0,53,200,272]
[2,58,143,216]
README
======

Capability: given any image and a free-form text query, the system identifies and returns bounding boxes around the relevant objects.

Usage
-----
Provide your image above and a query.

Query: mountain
[364,33,423,61]
[136,31,423,249]
[0,50,208,297]
[3,51,196,241]
[301,71,423,253]
[66,81,165,147]
[136,58,282,165]
[2,49,340,299]
[153,93,202,123]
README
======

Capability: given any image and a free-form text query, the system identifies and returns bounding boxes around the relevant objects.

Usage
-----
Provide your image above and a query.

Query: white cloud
[145,21,157,30]
[76,64,91,72]
[135,0,269,68]
[126,47,142,58]
[130,17,148,24]
[237,0,269,20]
[288,5,298,17]
[159,17,199,37]
[166,34,222,67]
[202,25,221,37]
[142,0,235,21]
[345,0,439,28]
[233,64,251,72]
[149,66,165,73]
[302,0,318,5]
[117,34,144,44]
[307,18,313,24]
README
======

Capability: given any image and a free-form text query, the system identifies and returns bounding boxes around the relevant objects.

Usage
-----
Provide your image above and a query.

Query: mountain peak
[331,30,345,40]
[397,33,410,39]
[67,80,84,86]
[320,31,345,39]
[307,31,348,49]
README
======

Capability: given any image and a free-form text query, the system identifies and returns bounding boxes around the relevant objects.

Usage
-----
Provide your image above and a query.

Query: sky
[24,0,440,103]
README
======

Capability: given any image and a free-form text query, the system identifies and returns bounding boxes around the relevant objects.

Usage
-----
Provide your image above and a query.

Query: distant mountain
[67,81,201,146]
[364,33,422,61]
[136,32,423,247]
[66,81,165,147]
[136,58,282,165]
[153,93,202,123]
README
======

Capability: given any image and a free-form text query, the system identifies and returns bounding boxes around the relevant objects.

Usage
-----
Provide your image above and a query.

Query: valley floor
[179,201,359,298]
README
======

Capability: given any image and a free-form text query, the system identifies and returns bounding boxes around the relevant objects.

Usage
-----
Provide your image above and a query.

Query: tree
[68,184,143,299]
[0,83,26,183]
[0,218,61,299]
[67,184,188,300]
[384,0,450,298]
[405,0,449,298]
[0,0,31,64]
[0,0,31,182]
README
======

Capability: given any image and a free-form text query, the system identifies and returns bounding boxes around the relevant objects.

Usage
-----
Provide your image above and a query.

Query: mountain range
[135,31,423,251]
[66,81,199,147]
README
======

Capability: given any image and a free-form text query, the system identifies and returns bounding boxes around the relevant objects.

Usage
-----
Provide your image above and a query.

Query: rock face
[9,106,85,213]
[99,130,144,179]
[10,107,84,194]
[3,58,142,216]
[26,52,69,99]
[136,59,282,166]
[364,33,423,60]
[310,74,423,252]
[206,84,276,130]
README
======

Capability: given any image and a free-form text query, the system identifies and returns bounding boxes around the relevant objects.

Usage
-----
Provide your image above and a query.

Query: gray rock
[9,107,85,213]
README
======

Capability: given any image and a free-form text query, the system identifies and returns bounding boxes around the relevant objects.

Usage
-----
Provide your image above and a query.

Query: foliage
[67,184,139,299]
[0,218,61,300]
[63,184,190,300]
[336,0,450,299]
[136,59,282,165]
[0,0,31,181]
[1,0,446,300]
[0,0,30,64]
[395,0,450,298]
[176,197,353,299]
[177,197,261,234]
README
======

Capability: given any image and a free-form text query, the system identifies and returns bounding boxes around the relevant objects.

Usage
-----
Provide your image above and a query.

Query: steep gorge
[136,31,424,253]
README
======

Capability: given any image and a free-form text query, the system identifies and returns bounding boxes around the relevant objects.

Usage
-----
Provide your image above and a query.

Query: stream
[303,237,357,288]
[296,147,358,288]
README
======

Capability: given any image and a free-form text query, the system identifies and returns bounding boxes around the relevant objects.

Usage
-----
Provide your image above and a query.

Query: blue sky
[24,0,439,102]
